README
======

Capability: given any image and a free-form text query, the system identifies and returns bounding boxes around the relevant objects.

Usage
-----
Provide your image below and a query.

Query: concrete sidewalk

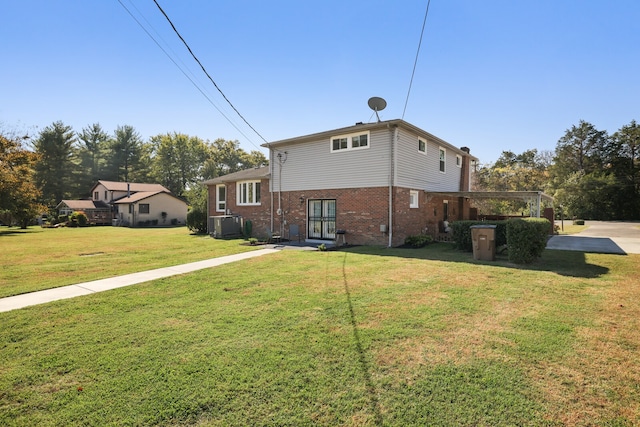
[0,248,280,313]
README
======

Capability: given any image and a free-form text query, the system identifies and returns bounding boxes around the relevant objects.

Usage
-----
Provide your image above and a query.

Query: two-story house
[204,119,478,246]
[57,180,188,226]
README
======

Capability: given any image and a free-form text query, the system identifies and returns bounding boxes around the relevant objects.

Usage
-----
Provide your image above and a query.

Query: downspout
[388,125,399,247]
[269,147,274,232]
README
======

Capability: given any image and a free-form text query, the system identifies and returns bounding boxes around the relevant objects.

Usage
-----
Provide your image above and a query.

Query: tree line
[1,121,268,227]
[2,118,638,228]
[475,119,640,220]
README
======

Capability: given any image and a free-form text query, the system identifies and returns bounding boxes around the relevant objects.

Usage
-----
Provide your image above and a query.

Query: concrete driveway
[547,221,640,254]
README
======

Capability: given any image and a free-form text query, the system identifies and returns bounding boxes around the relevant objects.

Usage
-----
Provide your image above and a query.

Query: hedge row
[506,218,550,264]
[451,218,550,264]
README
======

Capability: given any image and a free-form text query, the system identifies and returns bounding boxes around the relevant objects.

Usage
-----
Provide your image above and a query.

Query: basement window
[410,190,419,208]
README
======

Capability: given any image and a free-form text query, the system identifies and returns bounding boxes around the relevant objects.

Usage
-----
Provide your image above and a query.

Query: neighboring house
[204,119,479,246]
[56,180,187,227]
[56,200,112,225]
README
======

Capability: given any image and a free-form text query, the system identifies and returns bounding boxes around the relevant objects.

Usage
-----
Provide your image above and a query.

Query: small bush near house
[506,218,550,264]
[244,220,253,238]
[451,220,507,251]
[404,234,433,248]
[171,218,178,226]
[69,211,88,227]
[187,208,208,234]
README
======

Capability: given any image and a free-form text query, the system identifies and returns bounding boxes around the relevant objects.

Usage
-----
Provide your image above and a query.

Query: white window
[456,154,462,168]
[410,190,419,208]
[418,138,426,154]
[216,185,226,212]
[237,181,261,205]
[439,147,446,173]
[331,131,370,152]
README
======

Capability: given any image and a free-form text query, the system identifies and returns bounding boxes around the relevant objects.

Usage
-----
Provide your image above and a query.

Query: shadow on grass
[339,251,384,426]
[0,227,42,237]
[341,243,609,279]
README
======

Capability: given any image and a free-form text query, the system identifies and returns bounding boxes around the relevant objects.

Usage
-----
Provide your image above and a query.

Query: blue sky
[1,0,638,164]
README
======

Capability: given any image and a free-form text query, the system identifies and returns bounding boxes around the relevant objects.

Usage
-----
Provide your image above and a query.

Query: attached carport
[426,191,554,218]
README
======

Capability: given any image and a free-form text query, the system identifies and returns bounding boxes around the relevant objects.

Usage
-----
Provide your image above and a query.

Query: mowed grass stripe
[1,245,639,425]
[0,227,258,298]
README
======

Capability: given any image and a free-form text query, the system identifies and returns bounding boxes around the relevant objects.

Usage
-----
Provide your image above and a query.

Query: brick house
[204,119,478,246]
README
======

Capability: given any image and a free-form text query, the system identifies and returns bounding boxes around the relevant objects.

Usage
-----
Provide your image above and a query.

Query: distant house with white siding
[204,119,478,246]
[57,180,187,227]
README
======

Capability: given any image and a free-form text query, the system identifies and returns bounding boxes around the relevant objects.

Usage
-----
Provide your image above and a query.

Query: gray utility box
[470,225,497,261]
[209,215,243,238]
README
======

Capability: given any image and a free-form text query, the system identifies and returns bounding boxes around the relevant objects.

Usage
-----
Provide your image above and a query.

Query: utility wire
[116,0,260,147]
[402,0,432,120]
[152,0,269,144]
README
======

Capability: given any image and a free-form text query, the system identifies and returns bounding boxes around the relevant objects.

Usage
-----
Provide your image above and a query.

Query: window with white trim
[410,190,419,208]
[439,147,446,173]
[331,131,370,152]
[418,138,426,154]
[237,180,261,205]
[94,191,99,200]
[216,184,226,212]
[456,154,462,168]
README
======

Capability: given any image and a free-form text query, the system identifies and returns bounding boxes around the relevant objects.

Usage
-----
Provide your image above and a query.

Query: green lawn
[0,226,258,298]
[1,236,639,425]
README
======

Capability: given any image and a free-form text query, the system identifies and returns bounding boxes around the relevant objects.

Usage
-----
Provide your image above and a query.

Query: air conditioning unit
[209,215,243,238]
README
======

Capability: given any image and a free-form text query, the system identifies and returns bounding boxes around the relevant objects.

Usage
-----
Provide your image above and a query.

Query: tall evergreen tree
[33,121,77,207]
[551,120,608,184]
[106,125,151,182]
[77,123,110,196]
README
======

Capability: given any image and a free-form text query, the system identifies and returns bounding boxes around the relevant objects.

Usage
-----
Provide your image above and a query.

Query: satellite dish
[367,97,387,122]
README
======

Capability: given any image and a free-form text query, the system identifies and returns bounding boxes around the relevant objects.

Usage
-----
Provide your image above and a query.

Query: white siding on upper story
[273,127,392,192]
[395,128,462,192]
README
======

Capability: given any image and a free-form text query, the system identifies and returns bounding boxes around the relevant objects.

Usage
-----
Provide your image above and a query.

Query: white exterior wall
[118,193,187,226]
[272,127,392,192]
[395,128,462,192]
[91,183,128,203]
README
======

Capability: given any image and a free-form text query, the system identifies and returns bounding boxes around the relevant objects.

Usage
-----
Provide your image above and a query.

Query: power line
[151,0,269,144]
[402,0,432,120]
[116,0,261,148]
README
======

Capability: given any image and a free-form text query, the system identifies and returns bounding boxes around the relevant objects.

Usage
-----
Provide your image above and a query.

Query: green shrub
[451,221,507,252]
[68,211,88,227]
[244,220,253,238]
[186,208,208,234]
[404,234,433,248]
[171,218,178,226]
[506,218,550,264]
